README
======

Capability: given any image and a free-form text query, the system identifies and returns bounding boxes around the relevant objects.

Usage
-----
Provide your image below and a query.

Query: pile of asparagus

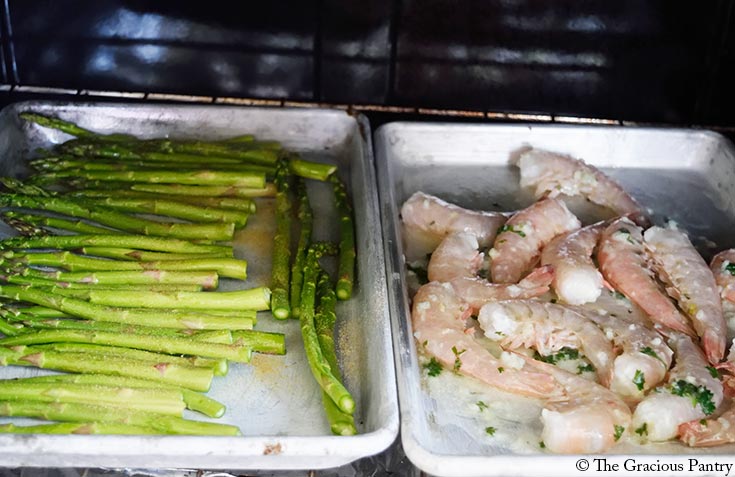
[267,127,358,435]
[0,111,358,437]
[0,112,314,435]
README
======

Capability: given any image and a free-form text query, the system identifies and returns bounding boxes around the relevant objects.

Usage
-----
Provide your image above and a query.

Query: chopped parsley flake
[452,346,466,372]
[633,369,646,391]
[707,366,720,379]
[497,367,505,373]
[670,380,716,415]
[635,423,648,436]
[485,426,496,436]
[534,347,580,365]
[577,363,596,374]
[700,419,708,426]
[498,224,526,238]
[614,425,625,441]
[640,346,663,363]
[477,401,489,412]
[549,298,557,304]
[424,357,442,377]
[617,228,637,244]
[539,441,546,449]
[726,262,735,276]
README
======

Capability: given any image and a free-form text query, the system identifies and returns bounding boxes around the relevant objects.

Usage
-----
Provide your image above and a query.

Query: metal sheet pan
[375,122,735,477]
[0,101,398,470]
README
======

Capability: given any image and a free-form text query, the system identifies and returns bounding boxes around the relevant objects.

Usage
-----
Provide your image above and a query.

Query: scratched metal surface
[0,102,398,470]
[374,122,735,477]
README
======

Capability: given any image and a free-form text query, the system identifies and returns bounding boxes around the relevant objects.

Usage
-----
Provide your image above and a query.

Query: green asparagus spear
[0,285,256,330]
[66,191,256,213]
[0,194,235,241]
[315,270,357,435]
[11,251,247,280]
[290,178,312,319]
[0,329,253,363]
[271,159,292,319]
[2,211,120,235]
[20,317,251,337]
[0,347,213,391]
[76,247,223,261]
[0,422,164,435]
[0,400,240,435]
[7,269,219,289]
[0,317,21,336]
[22,374,225,418]
[0,381,185,415]
[38,169,266,189]
[80,197,249,227]
[83,287,271,311]
[289,158,337,182]
[231,330,287,355]
[0,234,231,256]
[300,243,355,414]
[332,176,356,300]
[20,112,103,139]
[130,183,276,198]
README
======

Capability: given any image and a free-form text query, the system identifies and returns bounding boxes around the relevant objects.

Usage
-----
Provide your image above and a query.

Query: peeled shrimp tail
[450,265,554,313]
[631,334,724,442]
[680,406,735,447]
[540,223,604,305]
[644,226,726,364]
[597,217,696,337]
[412,282,560,398]
[515,353,631,454]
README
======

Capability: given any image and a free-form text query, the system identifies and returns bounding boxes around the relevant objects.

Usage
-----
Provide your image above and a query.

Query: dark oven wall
[1,0,734,126]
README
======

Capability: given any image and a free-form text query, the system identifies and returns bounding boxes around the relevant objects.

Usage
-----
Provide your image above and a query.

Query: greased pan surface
[375,122,735,477]
[0,101,398,470]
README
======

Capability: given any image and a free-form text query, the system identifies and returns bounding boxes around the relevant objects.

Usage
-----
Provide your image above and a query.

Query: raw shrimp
[679,405,735,447]
[516,148,648,226]
[644,226,726,364]
[490,198,580,284]
[477,300,615,386]
[450,265,554,313]
[581,303,673,401]
[427,232,483,282]
[681,344,735,447]
[516,353,632,454]
[540,223,604,305]
[631,334,724,442]
[711,249,735,304]
[597,217,695,337]
[400,192,507,261]
[411,282,560,398]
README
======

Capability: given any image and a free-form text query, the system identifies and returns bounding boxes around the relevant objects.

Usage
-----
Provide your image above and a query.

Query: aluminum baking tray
[375,122,735,477]
[0,101,398,470]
